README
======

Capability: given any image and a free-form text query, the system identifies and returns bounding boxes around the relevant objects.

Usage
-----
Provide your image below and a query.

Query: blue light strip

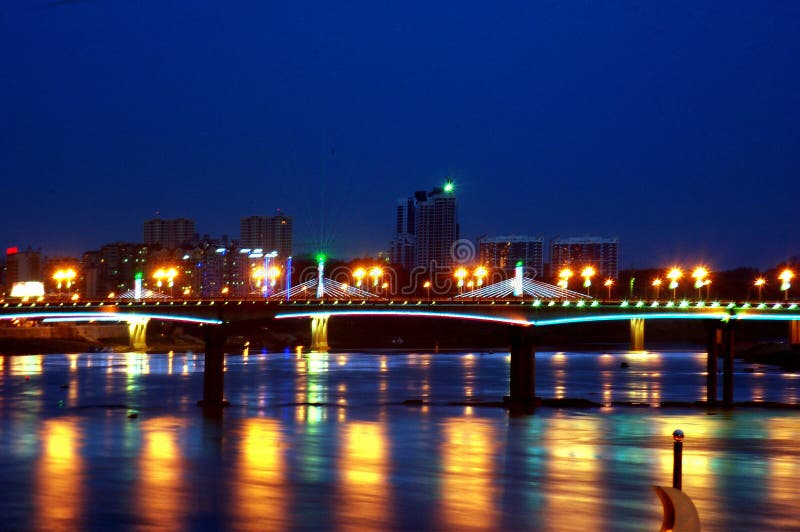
[734,313,800,322]
[531,312,731,327]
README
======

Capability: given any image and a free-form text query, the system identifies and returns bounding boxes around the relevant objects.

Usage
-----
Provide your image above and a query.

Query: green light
[516,261,523,268]
[315,253,327,264]
[443,180,454,193]
[135,272,143,280]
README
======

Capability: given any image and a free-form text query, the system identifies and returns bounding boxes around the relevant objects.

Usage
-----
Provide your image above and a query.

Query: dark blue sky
[2,1,798,269]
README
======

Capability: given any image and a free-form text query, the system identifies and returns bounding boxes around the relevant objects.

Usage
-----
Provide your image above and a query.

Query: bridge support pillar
[705,321,721,405]
[504,327,536,408]
[630,318,645,351]
[127,318,149,351]
[201,326,228,417]
[790,321,800,346]
[311,315,330,353]
[722,323,735,407]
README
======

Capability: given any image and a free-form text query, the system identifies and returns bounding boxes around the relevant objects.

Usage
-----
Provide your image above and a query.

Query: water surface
[0,350,798,531]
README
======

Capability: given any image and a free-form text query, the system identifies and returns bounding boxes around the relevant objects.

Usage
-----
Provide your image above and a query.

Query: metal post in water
[672,429,684,490]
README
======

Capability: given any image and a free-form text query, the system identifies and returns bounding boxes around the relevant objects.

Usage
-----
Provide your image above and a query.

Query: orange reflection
[338,422,390,530]
[234,418,286,531]
[138,417,187,529]
[652,416,716,523]
[440,418,497,530]
[11,355,43,375]
[541,414,604,529]
[36,418,84,530]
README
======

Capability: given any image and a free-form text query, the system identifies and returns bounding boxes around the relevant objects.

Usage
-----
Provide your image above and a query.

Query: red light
[6,247,18,255]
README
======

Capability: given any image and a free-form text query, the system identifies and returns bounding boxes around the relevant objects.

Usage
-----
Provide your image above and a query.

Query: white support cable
[454,277,589,300]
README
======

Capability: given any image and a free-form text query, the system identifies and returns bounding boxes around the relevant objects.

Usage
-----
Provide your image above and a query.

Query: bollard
[672,429,684,490]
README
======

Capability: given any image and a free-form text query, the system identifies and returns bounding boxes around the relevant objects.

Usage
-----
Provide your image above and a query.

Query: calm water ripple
[0,350,798,531]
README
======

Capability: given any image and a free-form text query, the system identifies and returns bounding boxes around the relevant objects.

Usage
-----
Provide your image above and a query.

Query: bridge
[2,298,800,414]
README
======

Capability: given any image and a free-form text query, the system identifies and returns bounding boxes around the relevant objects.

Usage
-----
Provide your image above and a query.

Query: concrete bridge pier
[790,320,800,345]
[630,318,645,351]
[722,323,735,407]
[127,318,149,351]
[705,321,721,405]
[504,327,537,408]
[310,315,330,353]
[201,326,228,417]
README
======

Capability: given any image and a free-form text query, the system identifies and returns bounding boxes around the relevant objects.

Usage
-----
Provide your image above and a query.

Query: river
[0,349,798,531]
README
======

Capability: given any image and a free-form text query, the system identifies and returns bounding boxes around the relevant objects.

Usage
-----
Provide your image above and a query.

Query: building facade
[549,236,619,279]
[390,183,458,270]
[239,214,293,258]
[4,247,42,285]
[478,235,544,276]
[143,218,196,248]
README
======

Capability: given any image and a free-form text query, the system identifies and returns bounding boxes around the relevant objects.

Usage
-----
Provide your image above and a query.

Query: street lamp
[454,267,468,295]
[252,266,266,295]
[581,266,596,296]
[152,267,178,297]
[691,267,709,300]
[779,268,793,300]
[667,268,682,300]
[557,268,573,298]
[474,266,488,288]
[369,266,383,289]
[754,277,766,301]
[423,280,431,300]
[604,278,614,300]
[165,267,178,297]
[652,278,662,300]
[353,267,366,288]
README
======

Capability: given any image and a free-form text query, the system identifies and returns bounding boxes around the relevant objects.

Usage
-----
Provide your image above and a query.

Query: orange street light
[754,277,766,301]
[369,266,383,288]
[691,267,710,300]
[581,266,596,296]
[604,278,614,300]
[474,266,488,287]
[667,268,682,299]
[779,268,794,300]
[652,278,662,299]
[353,267,366,288]
[454,267,468,294]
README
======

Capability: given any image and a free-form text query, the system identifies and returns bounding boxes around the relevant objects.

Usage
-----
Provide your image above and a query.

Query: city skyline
[2,1,798,268]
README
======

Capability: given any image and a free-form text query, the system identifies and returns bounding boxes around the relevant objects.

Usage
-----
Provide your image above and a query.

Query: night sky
[2,1,798,269]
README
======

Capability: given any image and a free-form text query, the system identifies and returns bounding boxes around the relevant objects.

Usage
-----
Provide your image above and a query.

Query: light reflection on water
[0,350,798,530]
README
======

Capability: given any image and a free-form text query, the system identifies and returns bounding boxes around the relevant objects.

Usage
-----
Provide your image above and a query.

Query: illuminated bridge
[2,298,799,414]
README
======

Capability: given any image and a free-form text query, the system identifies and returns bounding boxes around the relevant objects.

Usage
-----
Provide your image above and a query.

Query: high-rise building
[390,182,459,269]
[479,236,544,276]
[550,236,619,279]
[143,218,196,248]
[239,215,292,257]
[4,247,42,285]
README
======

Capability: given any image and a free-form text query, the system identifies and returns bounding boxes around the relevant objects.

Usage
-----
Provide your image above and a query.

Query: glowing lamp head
[779,269,794,283]
[558,268,573,280]
[652,278,662,287]
[604,279,614,287]
[443,180,454,193]
[667,268,682,282]
[754,278,766,287]
[581,266,595,279]
[454,267,468,280]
